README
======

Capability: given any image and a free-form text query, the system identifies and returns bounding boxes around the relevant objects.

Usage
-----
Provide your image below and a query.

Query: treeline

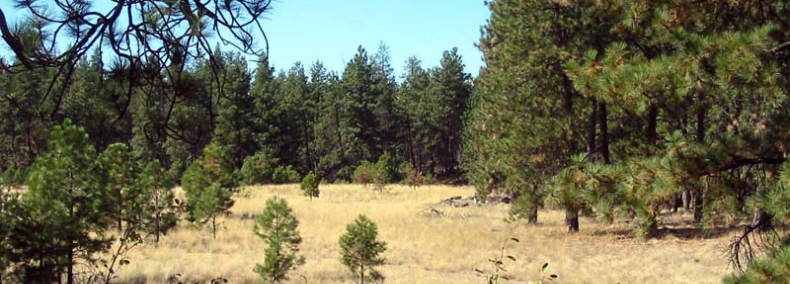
[463,0,790,262]
[0,44,472,185]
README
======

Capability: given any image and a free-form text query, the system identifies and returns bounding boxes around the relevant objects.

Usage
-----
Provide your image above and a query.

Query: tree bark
[566,210,579,233]
[587,101,597,155]
[599,102,611,164]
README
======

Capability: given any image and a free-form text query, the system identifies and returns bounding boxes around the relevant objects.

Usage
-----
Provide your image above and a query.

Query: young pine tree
[300,172,320,200]
[182,142,236,239]
[21,120,115,283]
[254,197,303,284]
[137,161,179,245]
[339,215,387,284]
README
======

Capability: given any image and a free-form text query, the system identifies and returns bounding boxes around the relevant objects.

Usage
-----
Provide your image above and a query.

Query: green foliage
[254,197,303,284]
[14,120,114,282]
[100,143,141,232]
[724,238,790,284]
[300,172,320,199]
[353,161,377,187]
[339,215,387,284]
[0,167,26,186]
[399,162,423,189]
[375,152,399,185]
[137,160,179,244]
[182,142,236,238]
[507,192,542,224]
[240,151,279,185]
[272,165,301,184]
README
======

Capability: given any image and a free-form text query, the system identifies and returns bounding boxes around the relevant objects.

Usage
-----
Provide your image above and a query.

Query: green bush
[240,151,279,185]
[272,165,301,184]
[399,162,423,189]
[300,172,320,200]
[353,161,377,187]
[354,153,401,191]
[375,152,399,184]
[0,167,27,186]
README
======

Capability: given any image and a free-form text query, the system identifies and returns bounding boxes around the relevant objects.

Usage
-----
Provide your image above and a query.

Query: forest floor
[114,184,737,284]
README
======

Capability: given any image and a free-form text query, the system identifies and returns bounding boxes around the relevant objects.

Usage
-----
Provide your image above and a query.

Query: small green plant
[339,215,387,284]
[272,165,301,184]
[300,172,320,200]
[475,237,558,284]
[254,197,304,284]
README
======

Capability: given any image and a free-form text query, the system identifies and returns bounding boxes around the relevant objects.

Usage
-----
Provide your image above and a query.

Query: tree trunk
[359,264,365,284]
[599,102,611,164]
[693,91,706,222]
[587,101,597,155]
[212,214,217,239]
[528,207,538,224]
[566,210,579,233]
[693,191,704,222]
[406,116,416,168]
[753,208,773,232]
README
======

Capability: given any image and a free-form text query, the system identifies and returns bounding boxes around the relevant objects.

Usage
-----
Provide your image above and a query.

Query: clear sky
[0,0,490,77]
[264,0,489,77]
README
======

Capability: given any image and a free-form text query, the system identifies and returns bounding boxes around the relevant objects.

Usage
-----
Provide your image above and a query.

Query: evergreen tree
[16,120,114,283]
[300,172,320,200]
[182,142,236,238]
[254,197,303,284]
[339,215,387,284]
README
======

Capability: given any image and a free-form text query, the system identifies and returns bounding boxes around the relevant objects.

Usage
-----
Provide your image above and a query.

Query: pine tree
[182,142,236,238]
[254,197,303,284]
[17,119,114,283]
[300,172,320,200]
[339,215,387,284]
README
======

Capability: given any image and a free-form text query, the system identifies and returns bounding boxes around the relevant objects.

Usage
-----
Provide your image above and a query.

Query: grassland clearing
[113,184,734,284]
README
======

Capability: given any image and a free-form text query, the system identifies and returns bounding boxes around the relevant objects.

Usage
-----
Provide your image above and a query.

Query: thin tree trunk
[566,210,579,233]
[359,264,365,284]
[599,102,611,164]
[212,215,217,239]
[694,92,706,222]
[587,101,597,154]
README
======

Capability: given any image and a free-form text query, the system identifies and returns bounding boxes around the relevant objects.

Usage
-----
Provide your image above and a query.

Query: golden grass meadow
[112,184,734,284]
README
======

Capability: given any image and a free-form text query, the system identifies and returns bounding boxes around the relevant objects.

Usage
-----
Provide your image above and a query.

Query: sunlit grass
[113,184,732,284]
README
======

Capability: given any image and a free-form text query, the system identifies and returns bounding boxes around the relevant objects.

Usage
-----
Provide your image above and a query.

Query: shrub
[254,197,303,284]
[0,167,27,186]
[375,152,399,184]
[240,151,279,185]
[339,215,387,284]
[353,161,377,187]
[272,165,301,184]
[399,162,423,189]
[300,172,320,200]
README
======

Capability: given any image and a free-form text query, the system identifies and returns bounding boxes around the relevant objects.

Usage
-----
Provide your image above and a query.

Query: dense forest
[2,0,790,283]
[0,44,472,185]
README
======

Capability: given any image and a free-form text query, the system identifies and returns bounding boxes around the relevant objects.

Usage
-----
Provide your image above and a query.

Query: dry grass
[113,184,735,284]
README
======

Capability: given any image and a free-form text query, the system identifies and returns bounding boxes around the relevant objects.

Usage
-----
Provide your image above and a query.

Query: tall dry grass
[112,184,733,284]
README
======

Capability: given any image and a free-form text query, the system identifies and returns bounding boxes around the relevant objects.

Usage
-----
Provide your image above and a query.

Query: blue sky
[0,1,490,77]
[263,0,490,77]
